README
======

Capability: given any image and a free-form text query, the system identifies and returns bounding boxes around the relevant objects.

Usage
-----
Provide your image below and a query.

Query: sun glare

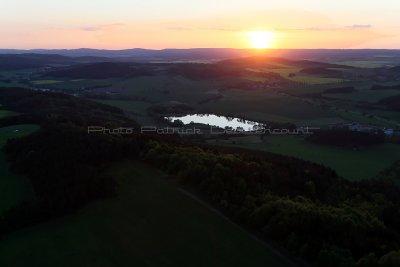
[248,31,275,49]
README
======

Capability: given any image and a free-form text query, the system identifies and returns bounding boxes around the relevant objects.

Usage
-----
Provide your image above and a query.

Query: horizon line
[1,47,400,51]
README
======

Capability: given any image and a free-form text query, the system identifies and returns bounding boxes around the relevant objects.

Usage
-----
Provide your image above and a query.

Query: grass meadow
[0,124,39,215]
[209,135,400,181]
[0,161,291,267]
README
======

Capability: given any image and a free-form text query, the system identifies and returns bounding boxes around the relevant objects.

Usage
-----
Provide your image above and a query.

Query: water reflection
[166,114,264,131]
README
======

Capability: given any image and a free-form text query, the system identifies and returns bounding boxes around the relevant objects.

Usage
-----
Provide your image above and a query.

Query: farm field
[41,78,117,91]
[0,124,39,215]
[367,109,400,124]
[32,80,62,85]
[201,89,337,123]
[208,135,400,181]
[0,70,33,88]
[288,75,344,85]
[108,76,218,104]
[0,109,17,118]
[95,99,151,115]
[324,89,400,103]
[0,161,291,267]
[334,60,399,68]
[251,67,345,85]
[46,75,218,104]
[334,108,400,127]
[94,99,155,125]
[0,81,25,88]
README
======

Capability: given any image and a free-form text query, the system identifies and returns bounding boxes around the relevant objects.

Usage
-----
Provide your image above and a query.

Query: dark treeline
[2,125,125,232]
[45,62,155,79]
[299,67,343,78]
[371,84,400,91]
[0,87,141,234]
[0,87,138,128]
[379,94,400,111]
[0,54,76,71]
[307,129,385,148]
[324,86,356,94]
[168,63,289,85]
[1,87,400,266]
[0,54,113,71]
[168,63,246,80]
[142,141,400,266]
[377,161,400,182]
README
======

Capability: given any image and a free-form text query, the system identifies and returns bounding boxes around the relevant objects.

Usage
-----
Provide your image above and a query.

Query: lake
[166,114,264,131]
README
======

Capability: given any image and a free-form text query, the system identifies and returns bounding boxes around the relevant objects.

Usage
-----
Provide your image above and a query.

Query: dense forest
[0,54,110,71]
[307,129,385,148]
[324,87,357,94]
[46,62,155,79]
[1,87,400,266]
[371,84,400,91]
[379,95,400,111]
[299,67,343,78]
[0,87,137,128]
[168,63,247,80]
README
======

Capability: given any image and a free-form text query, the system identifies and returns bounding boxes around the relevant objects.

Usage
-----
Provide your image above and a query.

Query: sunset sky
[1,0,400,49]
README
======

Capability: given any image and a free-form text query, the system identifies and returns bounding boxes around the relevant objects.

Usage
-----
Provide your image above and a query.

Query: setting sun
[248,31,275,49]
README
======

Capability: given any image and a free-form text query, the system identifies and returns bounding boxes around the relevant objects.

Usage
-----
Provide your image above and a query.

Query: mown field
[324,89,400,103]
[93,99,155,125]
[331,106,400,128]
[0,70,33,88]
[31,80,62,85]
[0,161,291,267]
[201,89,337,123]
[0,109,17,118]
[249,66,345,85]
[0,124,39,215]
[208,135,400,181]
[334,60,398,68]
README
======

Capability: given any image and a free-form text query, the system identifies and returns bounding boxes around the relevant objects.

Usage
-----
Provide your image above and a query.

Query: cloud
[347,24,372,29]
[167,26,240,32]
[80,23,125,32]
[166,26,193,31]
[276,24,373,32]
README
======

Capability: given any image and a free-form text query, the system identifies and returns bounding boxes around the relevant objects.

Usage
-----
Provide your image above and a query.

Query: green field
[0,161,291,267]
[334,108,400,127]
[288,75,344,85]
[209,135,400,181]
[367,109,400,125]
[111,76,219,104]
[32,80,62,85]
[0,81,26,88]
[0,109,17,118]
[324,89,400,103]
[250,67,345,85]
[94,99,155,125]
[95,99,151,115]
[45,78,117,91]
[201,89,336,123]
[0,124,39,215]
[335,60,398,68]
[0,70,33,88]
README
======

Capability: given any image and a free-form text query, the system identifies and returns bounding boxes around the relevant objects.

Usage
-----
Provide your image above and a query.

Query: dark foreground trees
[2,124,400,266]
[141,141,400,266]
[1,125,145,233]
[307,129,385,148]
